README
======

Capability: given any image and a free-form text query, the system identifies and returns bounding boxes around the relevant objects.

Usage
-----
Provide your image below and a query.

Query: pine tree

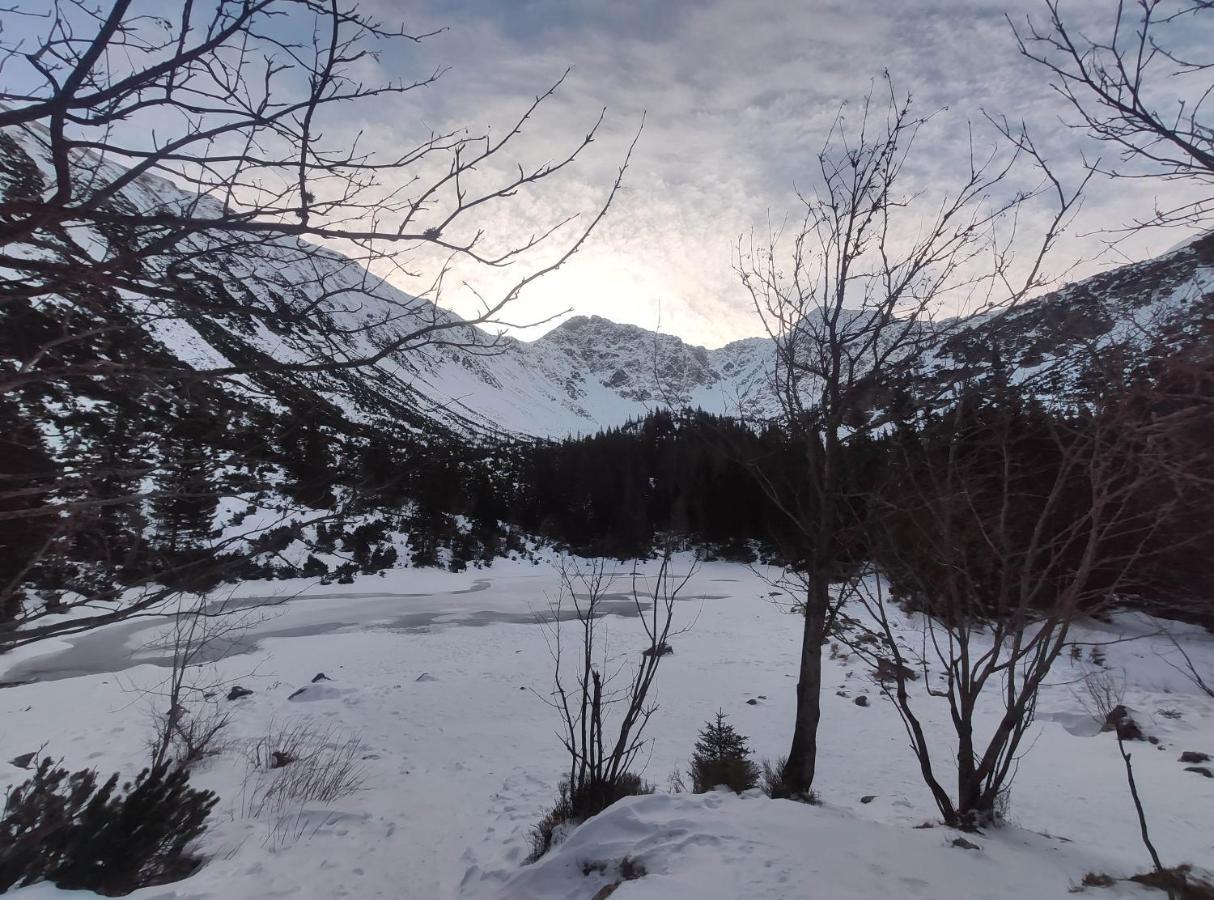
[689,711,760,794]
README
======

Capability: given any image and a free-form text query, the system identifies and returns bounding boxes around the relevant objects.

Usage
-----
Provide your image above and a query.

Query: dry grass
[241,719,365,844]
[1074,667,1127,725]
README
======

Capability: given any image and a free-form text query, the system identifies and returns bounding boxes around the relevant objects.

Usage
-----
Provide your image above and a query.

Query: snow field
[1,557,1211,898]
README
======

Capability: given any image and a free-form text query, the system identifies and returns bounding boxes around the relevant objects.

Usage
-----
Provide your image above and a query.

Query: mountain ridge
[3,121,1211,447]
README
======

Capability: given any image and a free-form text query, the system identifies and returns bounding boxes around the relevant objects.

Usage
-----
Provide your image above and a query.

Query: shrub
[527,774,653,864]
[689,712,760,794]
[150,700,230,770]
[760,755,817,802]
[300,554,328,578]
[0,759,217,895]
[241,719,365,844]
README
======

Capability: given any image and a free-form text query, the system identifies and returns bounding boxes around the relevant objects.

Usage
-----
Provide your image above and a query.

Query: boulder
[1179,751,1210,764]
[226,685,253,701]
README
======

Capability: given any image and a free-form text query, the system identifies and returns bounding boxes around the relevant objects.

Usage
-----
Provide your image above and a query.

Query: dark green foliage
[0,759,218,895]
[301,554,329,578]
[278,413,337,509]
[527,774,653,864]
[689,712,759,794]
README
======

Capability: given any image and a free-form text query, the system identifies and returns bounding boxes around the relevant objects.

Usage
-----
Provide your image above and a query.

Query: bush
[760,755,817,802]
[0,759,217,895]
[527,774,653,864]
[150,700,230,769]
[689,712,759,794]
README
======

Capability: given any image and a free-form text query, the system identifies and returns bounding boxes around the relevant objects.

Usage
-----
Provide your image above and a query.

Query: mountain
[3,119,1212,452]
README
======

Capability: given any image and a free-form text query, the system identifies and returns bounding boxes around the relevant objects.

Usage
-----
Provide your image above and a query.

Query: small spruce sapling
[689,711,760,794]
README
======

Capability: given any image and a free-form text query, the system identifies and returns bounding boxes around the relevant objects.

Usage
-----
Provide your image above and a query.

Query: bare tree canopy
[1014,0,1214,230]
[734,74,1086,798]
[0,0,637,393]
[0,0,639,651]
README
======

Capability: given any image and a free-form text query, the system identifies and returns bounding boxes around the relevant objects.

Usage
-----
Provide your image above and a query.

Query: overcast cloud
[352,1,1204,346]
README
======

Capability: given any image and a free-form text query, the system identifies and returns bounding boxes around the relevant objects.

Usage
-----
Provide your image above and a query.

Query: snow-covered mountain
[3,120,1211,446]
[293,226,1214,440]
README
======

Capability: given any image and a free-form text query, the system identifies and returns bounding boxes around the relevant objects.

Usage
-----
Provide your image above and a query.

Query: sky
[6,0,1206,348]
[345,0,1208,348]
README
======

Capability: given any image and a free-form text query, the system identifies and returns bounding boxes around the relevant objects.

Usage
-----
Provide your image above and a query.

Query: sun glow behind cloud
[355,0,1208,348]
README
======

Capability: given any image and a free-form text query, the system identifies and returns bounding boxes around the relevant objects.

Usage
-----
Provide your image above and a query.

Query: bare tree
[734,74,1084,797]
[532,551,693,856]
[147,592,266,769]
[0,1,638,649]
[0,1,637,389]
[1014,0,1214,231]
[852,372,1181,828]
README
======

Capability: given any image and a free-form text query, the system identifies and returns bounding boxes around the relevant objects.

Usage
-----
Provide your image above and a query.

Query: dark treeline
[506,409,817,561]
[5,350,1211,626]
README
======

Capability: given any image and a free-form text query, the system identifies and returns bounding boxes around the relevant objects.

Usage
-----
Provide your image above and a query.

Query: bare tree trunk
[785,595,827,795]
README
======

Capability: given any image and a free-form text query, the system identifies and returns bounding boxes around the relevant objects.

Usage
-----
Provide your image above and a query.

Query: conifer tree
[689,711,760,794]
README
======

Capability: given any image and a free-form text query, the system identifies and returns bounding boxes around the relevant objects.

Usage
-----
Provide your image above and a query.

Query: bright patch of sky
[348,0,1206,347]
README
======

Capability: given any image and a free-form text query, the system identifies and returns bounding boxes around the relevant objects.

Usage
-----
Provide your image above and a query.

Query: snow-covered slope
[4,121,1211,444]
[3,559,1211,898]
[417,236,1214,436]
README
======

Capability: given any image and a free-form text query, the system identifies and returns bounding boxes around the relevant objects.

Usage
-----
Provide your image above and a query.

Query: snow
[498,791,1164,900]
[2,558,1211,899]
[6,120,1210,445]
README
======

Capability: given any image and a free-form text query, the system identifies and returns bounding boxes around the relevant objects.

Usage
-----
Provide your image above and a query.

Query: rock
[642,642,674,658]
[1184,766,1213,778]
[757,695,767,700]
[874,657,917,682]
[288,687,307,700]
[415,673,437,682]
[591,884,619,900]
[854,695,870,707]
[270,751,294,769]
[746,698,759,706]
[227,685,253,701]
[1179,751,1210,764]
[311,672,331,683]
[951,837,981,851]
[9,752,36,769]
[860,795,876,804]
[1102,705,1144,741]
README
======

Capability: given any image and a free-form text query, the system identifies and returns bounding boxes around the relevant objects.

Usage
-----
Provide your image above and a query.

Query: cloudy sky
[355,0,1204,346]
[139,2,1214,346]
